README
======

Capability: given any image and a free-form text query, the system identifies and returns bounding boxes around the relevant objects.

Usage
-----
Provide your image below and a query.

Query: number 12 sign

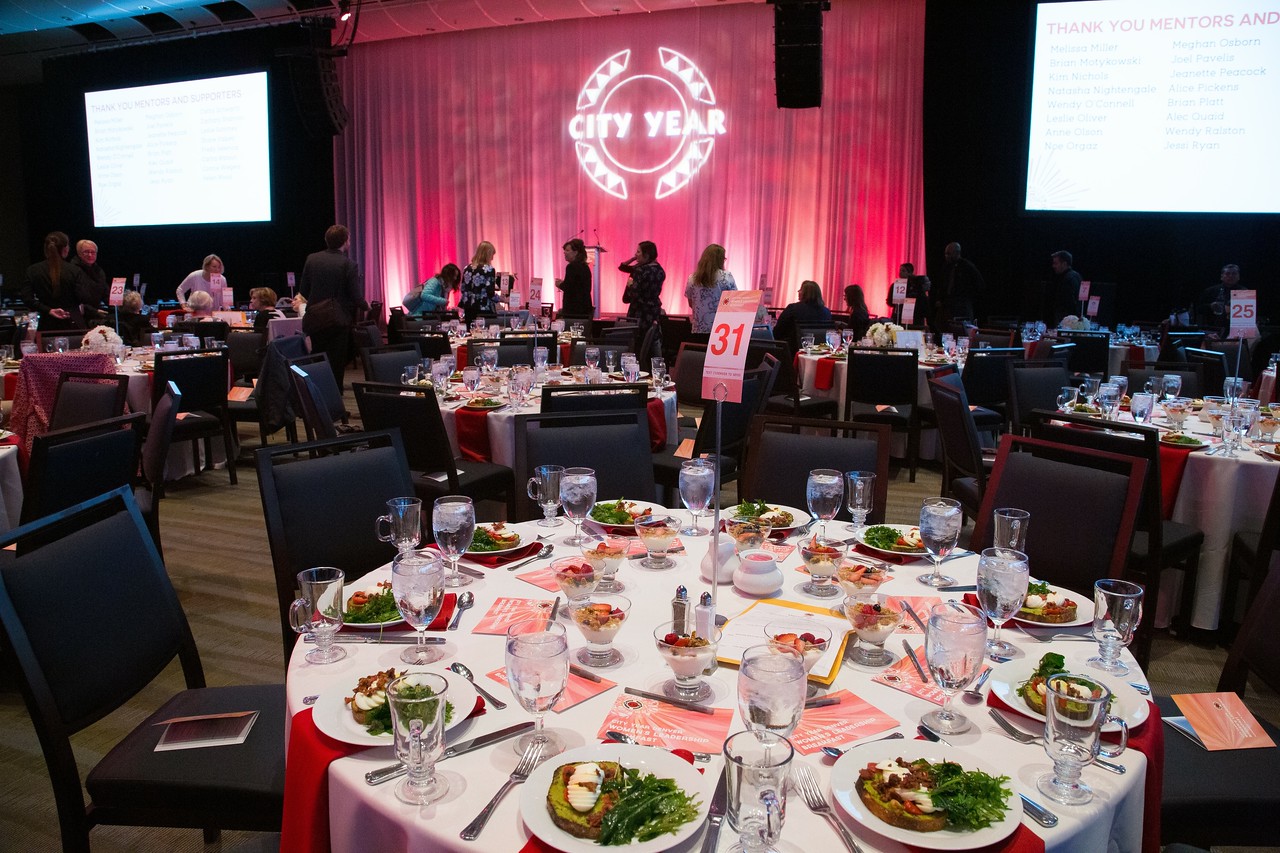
[702,290,762,403]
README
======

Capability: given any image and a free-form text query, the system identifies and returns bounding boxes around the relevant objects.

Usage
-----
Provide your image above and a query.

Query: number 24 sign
[702,291,763,402]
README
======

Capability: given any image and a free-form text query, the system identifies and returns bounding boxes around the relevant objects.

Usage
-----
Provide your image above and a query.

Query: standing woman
[176,254,226,308]
[556,238,594,319]
[683,243,736,333]
[23,231,89,332]
[404,263,461,316]
[459,241,498,324]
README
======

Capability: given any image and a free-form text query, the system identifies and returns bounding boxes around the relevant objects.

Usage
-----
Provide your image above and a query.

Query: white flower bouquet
[81,325,124,352]
[866,322,904,347]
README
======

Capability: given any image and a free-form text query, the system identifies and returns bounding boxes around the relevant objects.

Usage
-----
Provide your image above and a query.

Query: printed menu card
[470,596,554,635]
[486,667,616,713]
[717,598,852,686]
[786,690,899,756]
[1170,692,1276,751]
[869,644,949,705]
[597,694,733,754]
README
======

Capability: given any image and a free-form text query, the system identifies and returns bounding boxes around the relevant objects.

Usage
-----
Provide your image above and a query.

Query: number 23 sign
[702,290,762,402]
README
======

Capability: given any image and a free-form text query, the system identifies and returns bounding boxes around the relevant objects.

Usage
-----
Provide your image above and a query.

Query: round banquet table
[284,514,1154,853]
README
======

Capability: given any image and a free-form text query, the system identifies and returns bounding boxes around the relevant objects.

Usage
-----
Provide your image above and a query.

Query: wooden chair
[48,371,130,431]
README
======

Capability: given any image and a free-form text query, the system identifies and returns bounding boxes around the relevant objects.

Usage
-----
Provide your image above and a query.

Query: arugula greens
[926,760,1011,831]
[362,697,454,736]
[597,767,702,846]
[344,588,400,624]
[732,499,772,521]
[862,525,904,551]
[590,500,643,525]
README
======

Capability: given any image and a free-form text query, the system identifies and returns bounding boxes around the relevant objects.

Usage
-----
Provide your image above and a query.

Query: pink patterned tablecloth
[10,351,116,453]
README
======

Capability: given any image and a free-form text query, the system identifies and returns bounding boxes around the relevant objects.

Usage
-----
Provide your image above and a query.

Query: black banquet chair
[22,412,145,527]
[844,346,921,482]
[154,347,237,485]
[48,371,131,432]
[0,487,284,852]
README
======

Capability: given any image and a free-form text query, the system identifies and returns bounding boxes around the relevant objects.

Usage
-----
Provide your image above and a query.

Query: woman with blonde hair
[460,241,498,323]
[176,254,226,307]
[683,243,736,333]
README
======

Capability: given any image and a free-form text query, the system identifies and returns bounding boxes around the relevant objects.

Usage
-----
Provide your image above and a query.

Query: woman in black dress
[23,231,90,332]
[556,238,593,319]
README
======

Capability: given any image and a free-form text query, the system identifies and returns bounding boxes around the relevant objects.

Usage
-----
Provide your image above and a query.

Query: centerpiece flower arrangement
[81,326,123,353]
[1059,315,1094,332]
[865,322,904,348]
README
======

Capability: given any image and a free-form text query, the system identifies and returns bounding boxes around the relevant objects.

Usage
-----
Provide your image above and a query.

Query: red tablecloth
[455,406,494,461]
[1157,444,1196,520]
[155,308,184,329]
[9,351,116,453]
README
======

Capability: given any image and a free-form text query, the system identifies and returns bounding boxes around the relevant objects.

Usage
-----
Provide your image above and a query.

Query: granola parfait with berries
[634,514,680,569]
[844,593,906,666]
[765,620,832,696]
[799,536,846,598]
[551,557,598,605]
[569,593,631,667]
[653,621,722,701]
[580,535,628,592]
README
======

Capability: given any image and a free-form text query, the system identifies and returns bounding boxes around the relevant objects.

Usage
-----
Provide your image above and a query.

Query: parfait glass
[288,567,346,664]
[765,619,831,696]
[798,536,844,598]
[844,470,875,535]
[552,556,599,606]
[728,520,771,554]
[526,464,564,527]
[917,496,962,587]
[976,548,1030,657]
[581,535,628,592]
[635,514,680,569]
[505,619,569,756]
[678,458,715,536]
[386,672,450,805]
[391,549,446,664]
[655,620,722,701]
[737,644,806,738]
[1088,578,1144,675]
[843,593,906,666]
[1164,397,1190,433]
[921,602,987,734]
[559,467,596,546]
[432,496,476,588]
[805,468,843,538]
[1037,674,1128,806]
[568,592,630,667]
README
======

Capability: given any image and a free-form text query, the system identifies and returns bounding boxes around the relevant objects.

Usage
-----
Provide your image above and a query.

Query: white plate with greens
[311,668,477,747]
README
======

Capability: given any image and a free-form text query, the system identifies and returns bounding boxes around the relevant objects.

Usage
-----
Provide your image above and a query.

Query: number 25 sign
[702,290,763,402]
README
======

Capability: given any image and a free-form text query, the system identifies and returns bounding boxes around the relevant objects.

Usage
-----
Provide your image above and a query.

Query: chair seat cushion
[170,411,225,437]
[764,394,840,417]
[85,684,285,830]
[970,406,1004,429]
[414,459,514,500]
[846,402,911,427]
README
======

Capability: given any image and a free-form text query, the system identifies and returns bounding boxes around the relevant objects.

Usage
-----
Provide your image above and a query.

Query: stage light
[338,0,351,22]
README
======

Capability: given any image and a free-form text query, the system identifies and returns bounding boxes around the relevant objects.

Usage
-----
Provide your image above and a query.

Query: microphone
[575,227,586,238]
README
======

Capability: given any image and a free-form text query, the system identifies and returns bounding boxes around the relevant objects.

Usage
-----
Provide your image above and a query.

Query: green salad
[862,525,914,552]
[589,499,648,526]
[732,498,773,521]
[597,767,702,845]
[924,760,1012,831]
[362,691,454,736]
[344,586,400,624]
[469,525,521,552]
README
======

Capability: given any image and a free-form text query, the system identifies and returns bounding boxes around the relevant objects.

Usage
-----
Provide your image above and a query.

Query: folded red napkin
[465,541,543,568]
[645,396,667,450]
[360,590,456,633]
[454,406,493,461]
[281,696,487,853]
[455,343,469,369]
[1127,344,1147,367]
[1157,444,1193,520]
[852,543,922,564]
[814,356,837,391]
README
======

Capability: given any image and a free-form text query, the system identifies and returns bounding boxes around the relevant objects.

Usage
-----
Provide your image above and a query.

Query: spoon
[507,544,554,571]
[963,667,994,703]
[820,731,905,758]
[448,661,508,710]
[606,730,712,762]
[448,591,475,631]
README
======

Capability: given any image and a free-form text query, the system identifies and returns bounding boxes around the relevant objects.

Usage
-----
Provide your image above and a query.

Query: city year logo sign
[569,48,726,200]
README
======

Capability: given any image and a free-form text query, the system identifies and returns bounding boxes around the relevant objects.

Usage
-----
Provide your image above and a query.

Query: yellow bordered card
[716,598,853,686]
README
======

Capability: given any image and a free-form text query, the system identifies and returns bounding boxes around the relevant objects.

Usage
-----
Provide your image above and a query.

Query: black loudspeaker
[774,2,825,109]
[284,50,350,137]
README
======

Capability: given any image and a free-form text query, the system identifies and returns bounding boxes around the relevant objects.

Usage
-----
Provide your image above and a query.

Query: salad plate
[725,502,810,532]
[342,583,405,630]
[988,653,1148,732]
[310,669,478,747]
[466,524,524,555]
[1159,433,1209,451]
[588,499,658,533]
[854,524,927,557]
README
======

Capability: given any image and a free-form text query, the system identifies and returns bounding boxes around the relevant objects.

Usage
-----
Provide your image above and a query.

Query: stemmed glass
[569,593,630,667]
[392,549,446,664]
[559,466,596,546]
[844,471,875,535]
[480,347,499,374]
[584,347,601,370]
[604,349,618,374]
[1107,375,1128,401]
[917,496,962,587]
[976,548,1030,657]
[288,567,346,664]
[635,514,680,569]
[375,496,422,554]
[462,366,481,393]
[386,672,450,805]
[1161,374,1182,403]
[655,621,721,701]
[1088,579,1144,675]
[509,365,534,409]
[805,468,843,538]
[843,593,905,666]
[581,535,628,592]
[432,495,476,588]
[526,464,564,527]
[1223,376,1245,406]
[921,602,987,734]
[1037,674,1128,806]
[1097,382,1121,420]
[505,618,569,757]
[678,458,715,536]
[1129,392,1154,425]
[1164,397,1190,432]
[737,644,807,739]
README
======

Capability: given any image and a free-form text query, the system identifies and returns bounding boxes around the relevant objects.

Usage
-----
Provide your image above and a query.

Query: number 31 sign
[702,290,762,402]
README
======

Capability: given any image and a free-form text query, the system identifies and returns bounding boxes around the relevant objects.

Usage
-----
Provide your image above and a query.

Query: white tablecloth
[286,517,1149,853]
[1108,344,1160,378]
[0,444,23,532]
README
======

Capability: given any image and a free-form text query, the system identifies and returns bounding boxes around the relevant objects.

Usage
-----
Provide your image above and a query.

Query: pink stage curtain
[335,1,926,319]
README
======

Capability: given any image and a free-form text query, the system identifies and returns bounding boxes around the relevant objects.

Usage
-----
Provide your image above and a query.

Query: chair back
[172,320,229,342]
[1186,347,1230,394]
[501,332,557,350]
[1220,490,1280,696]
[48,371,130,431]
[846,347,919,409]
[602,325,639,349]
[928,373,987,487]
[541,383,648,413]
[153,348,229,413]
[1007,361,1070,434]
[255,430,415,661]
[971,434,1146,593]
[671,342,708,407]
[970,328,1016,348]
[289,365,337,441]
[226,330,265,382]
[287,353,346,422]
[960,347,1020,409]
[257,335,309,435]
[354,322,382,351]
[740,415,890,522]
[400,331,451,360]
[465,338,533,368]
[1160,330,1205,362]
[22,413,145,526]
[659,315,692,363]
[141,381,183,493]
[692,374,762,460]
[514,410,655,518]
[352,382,460,487]
[568,340,633,367]
[1057,331,1110,375]
[1122,361,1204,399]
[34,331,84,352]
[360,344,421,384]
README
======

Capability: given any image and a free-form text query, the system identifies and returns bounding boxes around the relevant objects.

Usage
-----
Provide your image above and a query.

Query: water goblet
[1161,374,1182,402]
[1097,382,1121,419]
[1223,376,1244,405]
[480,346,498,374]
[387,672,450,805]
[568,592,629,668]
[581,535,628,592]
[650,357,667,389]
[551,556,598,605]
[921,602,986,734]
[1129,392,1154,425]
[526,464,564,526]
[843,593,906,666]
[992,507,1029,554]
[635,514,680,569]
[723,730,793,853]
[559,467,596,546]
[432,495,476,588]
[841,328,856,349]
[737,644,806,738]
[584,346,601,370]
[375,496,423,554]
[1108,375,1128,401]
[976,548,1030,657]
[510,365,534,409]
[800,334,816,352]
[805,468,843,537]
[678,458,715,536]
[941,332,956,355]
[655,621,721,701]
[917,496,962,587]
[604,349,618,374]
[505,619,569,756]
[430,362,451,396]
[391,550,445,664]
[844,470,875,534]
[532,346,549,370]
[825,329,841,350]
[798,536,845,598]
[1036,674,1128,806]
[288,567,346,664]
[621,359,641,383]
[462,365,481,392]
[727,520,771,554]
[1057,385,1079,412]
[1087,578,1143,675]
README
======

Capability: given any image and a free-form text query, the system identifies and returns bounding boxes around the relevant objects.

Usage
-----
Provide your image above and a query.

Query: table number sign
[109,278,126,307]
[286,272,296,289]
[891,278,908,304]
[1229,290,1258,339]
[702,290,762,403]
[527,277,542,312]
[1087,295,1101,318]
[1078,280,1091,302]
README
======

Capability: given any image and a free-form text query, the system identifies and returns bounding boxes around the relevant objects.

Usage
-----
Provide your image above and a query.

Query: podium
[585,245,607,320]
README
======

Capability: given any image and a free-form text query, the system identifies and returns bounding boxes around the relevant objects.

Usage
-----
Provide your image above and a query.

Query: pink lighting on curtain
[335,1,925,318]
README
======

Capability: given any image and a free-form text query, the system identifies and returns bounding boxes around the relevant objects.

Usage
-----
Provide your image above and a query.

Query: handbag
[301,298,350,335]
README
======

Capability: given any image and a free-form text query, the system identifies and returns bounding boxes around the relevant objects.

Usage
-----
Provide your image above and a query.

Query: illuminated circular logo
[569,48,726,200]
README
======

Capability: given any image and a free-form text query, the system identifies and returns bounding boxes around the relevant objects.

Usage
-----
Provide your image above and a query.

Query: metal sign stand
[708,381,728,621]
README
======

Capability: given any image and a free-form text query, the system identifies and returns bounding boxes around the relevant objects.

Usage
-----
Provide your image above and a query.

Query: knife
[624,686,716,715]
[305,634,445,644]
[700,766,729,853]
[937,584,976,592]
[456,565,486,579]
[629,547,685,560]
[569,663,603,683]
[1019,794,1060,828]
[364,721,535,785]
[902,600,928,633]
[902,640,929,683]
[805,696,840,709]
[548,596,561,624]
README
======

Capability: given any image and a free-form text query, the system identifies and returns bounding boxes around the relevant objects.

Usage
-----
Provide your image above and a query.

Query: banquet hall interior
[0,0,1278,850]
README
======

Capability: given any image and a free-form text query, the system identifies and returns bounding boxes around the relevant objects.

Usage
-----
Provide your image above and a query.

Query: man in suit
[1050,250,1083,325]
[933,242,985,331]
[300,225,366,390]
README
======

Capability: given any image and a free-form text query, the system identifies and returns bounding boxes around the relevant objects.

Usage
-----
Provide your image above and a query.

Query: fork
[988,709,1126,775]
[792,764,862,853]
[459,740,544,840]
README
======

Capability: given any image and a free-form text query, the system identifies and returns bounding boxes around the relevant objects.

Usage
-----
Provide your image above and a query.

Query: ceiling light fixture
[338,0,351,22]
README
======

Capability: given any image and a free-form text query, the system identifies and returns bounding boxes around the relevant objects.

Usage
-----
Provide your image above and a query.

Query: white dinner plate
[466,525,525,556]
[341,583,405,630]
[830,742,1023,850]
[311,669,479,747]
[1010,582,1094,628]
[853,523,928,557]
[987,653,1148,732]
[725,503,811,532]
[587,499,662,533]
[519,743,711,853]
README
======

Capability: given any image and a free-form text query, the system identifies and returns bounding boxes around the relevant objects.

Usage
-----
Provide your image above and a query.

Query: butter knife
[305,634,445,644]
[902,600,928,633]
[624,686,716,715]
[902,640,929,683]
[1020,794,1060,828]
[700,767,728,853]
[364,721,535,785]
